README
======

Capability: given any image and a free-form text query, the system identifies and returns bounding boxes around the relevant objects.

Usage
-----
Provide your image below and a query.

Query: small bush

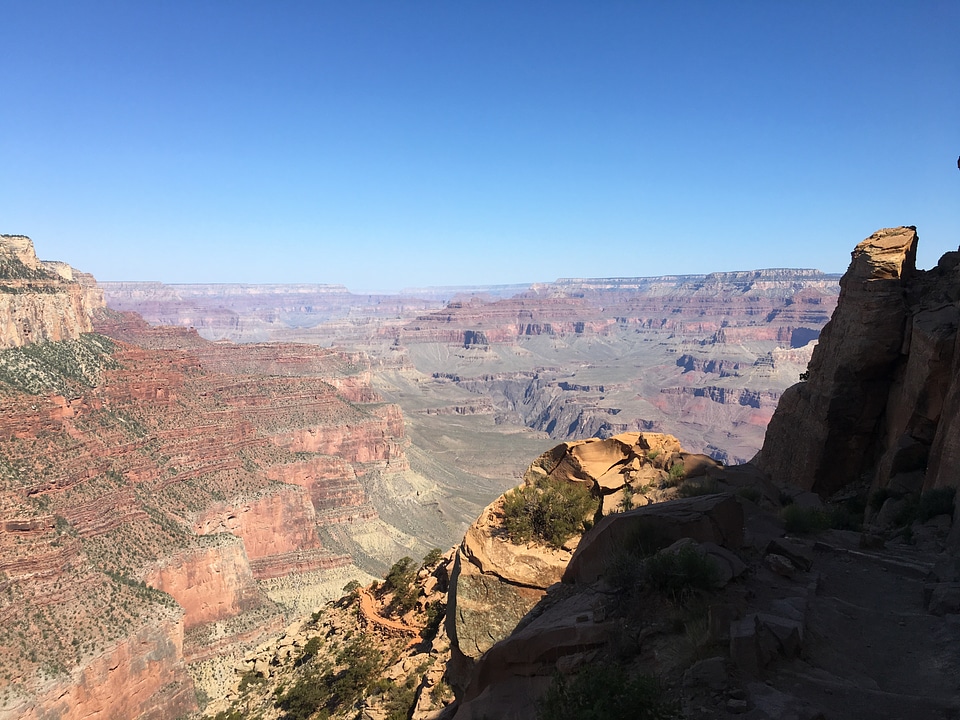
[296,636,322,666]
[663,462,685,487]
[736,486,762,503]
[677,478,720,498]
[782,504,860,534]
[238,669,266,691]
[501,476,596,549]
[626,521,672,558]
[421,547,444,569]
[645,545,720,602]
[384,557,418,614]
[606,550,646,593]
[537,663,679,720]
[918,487,956,522]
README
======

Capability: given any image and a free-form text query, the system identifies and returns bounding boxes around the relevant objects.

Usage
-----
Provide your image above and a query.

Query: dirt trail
[357,588,425,636]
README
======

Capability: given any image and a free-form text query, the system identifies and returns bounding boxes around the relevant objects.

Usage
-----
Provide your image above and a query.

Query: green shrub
[917,487,956,522]
[237,669,266,691]
[782,504,860,534]
[421,547,444,569]
[276,633,382,720]
[644,545,720,602]
[663,462,685,487]
[736,486,762,503]
[537,663,679,720]
[384,557,418,614]
[501,476,596,549]
[275,675,329,720]
[296,636,322,666]
[625,521,672,558]
[677,478,719,498]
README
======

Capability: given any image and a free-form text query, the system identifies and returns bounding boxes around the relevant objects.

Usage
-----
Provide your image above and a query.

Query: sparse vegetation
[677,477,720,497]
[501,475,596,549]
[274,632,384,720]
[537,663,679,720]
[421,547,444,569]
[782,503,860,534]
[645,545,720,603]
[383,556,418,614]
[663,462,685,487]
[0,333,119,394]
[736,486,762,503]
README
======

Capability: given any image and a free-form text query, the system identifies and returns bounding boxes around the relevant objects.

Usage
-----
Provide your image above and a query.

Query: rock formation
[446,432,716,682]
[758,227,960,496]
[0,235,104,348]
[0,251,450,716]
[435,227,960,720]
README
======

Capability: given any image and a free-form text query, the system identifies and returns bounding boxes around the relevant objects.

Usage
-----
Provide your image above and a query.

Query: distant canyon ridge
[102,268,840,465]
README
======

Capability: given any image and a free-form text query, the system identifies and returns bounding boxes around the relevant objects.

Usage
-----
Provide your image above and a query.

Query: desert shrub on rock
[537,662,679,720]
[645,545,720,603]
[501,476,595,549]
[384,556,418,614]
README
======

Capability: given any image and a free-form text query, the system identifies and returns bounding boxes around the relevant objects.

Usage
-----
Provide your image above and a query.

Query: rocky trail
[358,587,425,638]
[765,534,960,720]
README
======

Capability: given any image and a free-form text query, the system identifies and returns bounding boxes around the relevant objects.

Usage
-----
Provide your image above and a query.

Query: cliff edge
[0,235,104,348]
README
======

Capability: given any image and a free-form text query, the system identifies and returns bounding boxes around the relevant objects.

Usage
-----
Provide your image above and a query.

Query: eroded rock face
[449,497,572,663]
[757,227,960,496]
[0,235,104,348]
[12,614,196,720]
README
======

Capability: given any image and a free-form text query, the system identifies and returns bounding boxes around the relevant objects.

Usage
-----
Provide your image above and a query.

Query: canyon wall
[0,302,419,717]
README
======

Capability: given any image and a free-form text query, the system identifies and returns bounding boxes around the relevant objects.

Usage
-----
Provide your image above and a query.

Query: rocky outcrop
[758,227,960,496]
[0,235,104,348]
[446,432,705,683]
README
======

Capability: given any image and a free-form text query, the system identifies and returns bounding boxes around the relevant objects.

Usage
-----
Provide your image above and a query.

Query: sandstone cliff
[0,236,104,348]
[757,227,960,496]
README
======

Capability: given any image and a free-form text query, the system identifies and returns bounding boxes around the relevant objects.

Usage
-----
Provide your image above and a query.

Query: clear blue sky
[2,1,958,291]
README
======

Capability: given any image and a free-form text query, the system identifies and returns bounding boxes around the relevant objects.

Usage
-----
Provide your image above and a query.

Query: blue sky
[2,1,958,291]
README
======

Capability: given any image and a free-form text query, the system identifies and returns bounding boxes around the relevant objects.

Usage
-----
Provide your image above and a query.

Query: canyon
[0,237,541,718]
[9,227,950,719]
[103,266,841,466]
[200,226,960,720]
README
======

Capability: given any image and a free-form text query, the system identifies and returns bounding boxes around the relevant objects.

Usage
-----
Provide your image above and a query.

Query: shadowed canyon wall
[758,226,960,496]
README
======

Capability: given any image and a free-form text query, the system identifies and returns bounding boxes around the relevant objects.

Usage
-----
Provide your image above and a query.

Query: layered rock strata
[0,236,104,348]
[0,307,413,717]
